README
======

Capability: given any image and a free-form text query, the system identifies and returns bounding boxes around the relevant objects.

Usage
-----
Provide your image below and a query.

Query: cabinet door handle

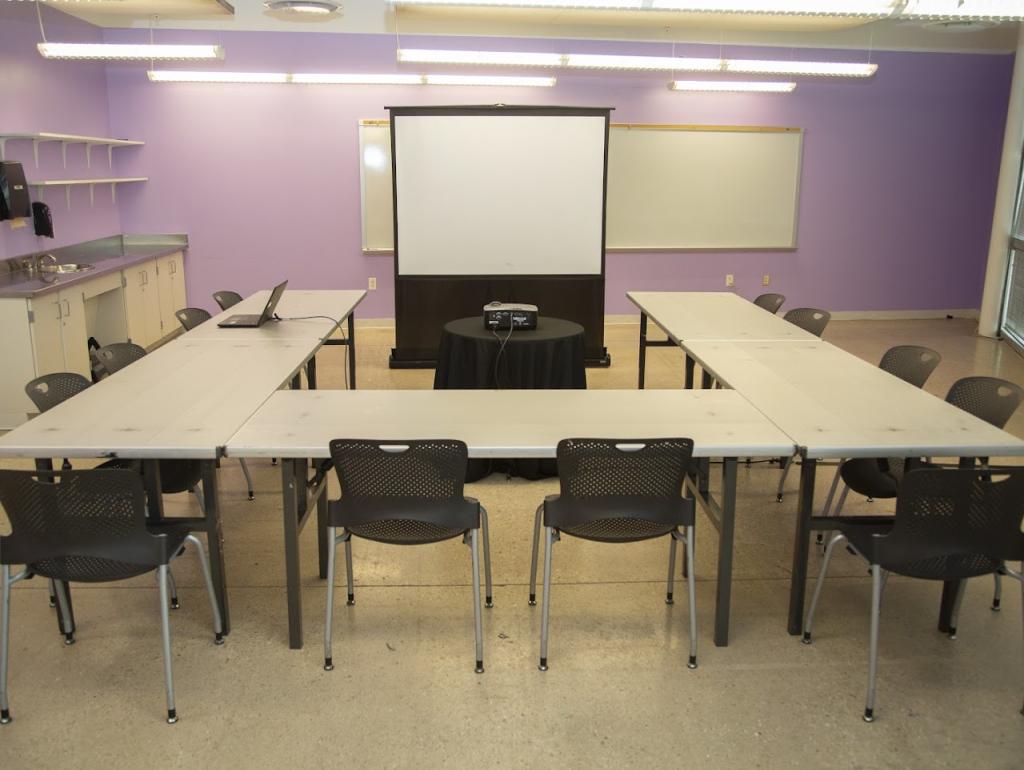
[62,299,70,317]
[143,270,148,286]
[169,261,176,275]
[55,300,62,320]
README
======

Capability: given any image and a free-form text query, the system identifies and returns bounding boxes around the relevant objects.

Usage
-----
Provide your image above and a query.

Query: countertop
[0,234,188,299]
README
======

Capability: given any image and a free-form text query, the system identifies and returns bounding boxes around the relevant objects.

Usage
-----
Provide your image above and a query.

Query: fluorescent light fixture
[725,59,877,77]
[394,48,875,78]
[265,0,342,12]
[38,43,224,61]
[148,70,289,84]
[899,1,1024,20]
[292,73,424,84]
[147,71,556,87]
[398,49,564,67]
[669,80,797,92]
[423,74,556,86]
[565,53,721,71]
[387,0,898,15]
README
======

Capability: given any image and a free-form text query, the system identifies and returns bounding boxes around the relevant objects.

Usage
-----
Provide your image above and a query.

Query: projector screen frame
[387,104,613,369]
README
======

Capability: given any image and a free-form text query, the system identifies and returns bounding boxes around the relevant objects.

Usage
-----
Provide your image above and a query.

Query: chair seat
[346,519,466,545]
[838,517,1002,580]
[839,458,900,499]
[546,496,694,543]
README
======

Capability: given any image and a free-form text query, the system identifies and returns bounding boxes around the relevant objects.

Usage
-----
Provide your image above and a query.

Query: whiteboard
[359,122,802,253]
[393,113,605,276]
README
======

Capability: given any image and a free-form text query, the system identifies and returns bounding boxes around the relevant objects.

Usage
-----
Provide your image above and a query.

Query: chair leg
[529,505,542,606]
[685,525,698,669]
[344,533,355,606]
[993,570,1003,611]
[776,455,795,503]
[948,579,968,640]
[1,565,11,724]
[166,568,179,610]
[157,565,178,724]
[239,459,255,501]
[470,528,484,674]
[47,578,56,608]
[191,484,205,512]
[802,532,847,643]
[324,526,337,671]
[53,581,75,645]
[666,533,678,604]
[480,507,493,608]
[832,484,850,518]
[539,526,555,671]
[183,535,224,644]
[864,563,883,723]
[816,466,845,545]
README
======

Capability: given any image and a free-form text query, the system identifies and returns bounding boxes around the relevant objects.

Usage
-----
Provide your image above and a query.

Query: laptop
[217,280,288,328]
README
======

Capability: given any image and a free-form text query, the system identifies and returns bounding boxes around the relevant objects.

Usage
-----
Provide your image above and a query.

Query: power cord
[273,313,349,389]
[491,324,515,389]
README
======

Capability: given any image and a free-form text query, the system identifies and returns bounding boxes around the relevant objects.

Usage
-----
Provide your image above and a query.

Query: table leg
[200,460,230,634]
[348,314,357,390]
[638,312,648,390]
[282,459,304,649]
[714,457,738,647]
[35,459,76,636]
[701,368,713,390]
[291,372,302,391]
[685,354,695,390]
[317,481,329,580]
[141,459,165,521]
[788,457,817,635]
[306,355,317,391]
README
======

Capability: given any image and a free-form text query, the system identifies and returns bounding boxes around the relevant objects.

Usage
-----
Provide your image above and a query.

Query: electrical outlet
[368,276,377,291]
[725,274,734,287]
[762,274,771,287]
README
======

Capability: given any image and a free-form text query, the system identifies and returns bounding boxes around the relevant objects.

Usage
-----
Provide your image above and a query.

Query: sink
[39,263,95,274]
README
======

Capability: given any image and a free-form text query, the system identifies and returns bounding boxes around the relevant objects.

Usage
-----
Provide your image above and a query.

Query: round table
[434,316,587,480]
[433,316,587,390]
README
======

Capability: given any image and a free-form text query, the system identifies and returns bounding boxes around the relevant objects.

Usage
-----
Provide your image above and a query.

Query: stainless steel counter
[0,234,188,298]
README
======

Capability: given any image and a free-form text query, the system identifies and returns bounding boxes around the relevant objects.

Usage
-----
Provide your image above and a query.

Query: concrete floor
[1,316,1023,768]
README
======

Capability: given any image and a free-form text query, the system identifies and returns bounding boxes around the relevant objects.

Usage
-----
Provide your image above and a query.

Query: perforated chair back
[870,467,1024,579]
[212,290,242,311]
[945,376,1023,429]
[95,342,146,376]
[0,469,180,582]
[175,307,211,331]
[328,439,478,542]
[878,345,941,389]
[753,293,785,314]
[24,372,91,413]
[783,307,831,337]
[546,438,695,542]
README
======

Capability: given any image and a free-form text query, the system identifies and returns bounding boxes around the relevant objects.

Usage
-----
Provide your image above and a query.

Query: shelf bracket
[32,139,40,168]
[85,143,92,169]
[0,138,6,162]
[61,141,68,169]
[65,185,71,210]
[110,182,117,205]
[107,145,114,169]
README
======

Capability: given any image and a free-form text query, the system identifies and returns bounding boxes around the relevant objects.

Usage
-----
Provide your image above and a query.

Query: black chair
[212,291,242,311]
[802,467,1024,722]
[753,293,785,314]
[783,307,830,338]
[531,438,697,671]
[324,439,492,673]
[0,468,224,725]
[175,307,212,331]
[94,342,147,377]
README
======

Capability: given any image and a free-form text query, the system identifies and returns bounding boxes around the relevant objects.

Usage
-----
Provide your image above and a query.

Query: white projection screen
[392,112,608,276]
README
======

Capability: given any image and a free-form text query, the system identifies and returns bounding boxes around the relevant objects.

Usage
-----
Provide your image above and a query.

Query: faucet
[37,253,57,271]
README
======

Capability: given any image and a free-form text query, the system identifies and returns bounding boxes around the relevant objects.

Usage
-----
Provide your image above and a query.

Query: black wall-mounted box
[0,161,31,221]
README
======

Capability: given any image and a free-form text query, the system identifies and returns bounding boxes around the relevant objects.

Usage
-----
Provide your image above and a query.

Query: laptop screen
[259,280,289,324]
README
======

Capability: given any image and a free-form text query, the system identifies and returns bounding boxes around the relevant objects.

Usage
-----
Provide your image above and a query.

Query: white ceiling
[51,0,1022,53]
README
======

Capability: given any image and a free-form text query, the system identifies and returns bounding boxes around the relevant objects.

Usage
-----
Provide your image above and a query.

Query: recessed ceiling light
[264,1,342,14]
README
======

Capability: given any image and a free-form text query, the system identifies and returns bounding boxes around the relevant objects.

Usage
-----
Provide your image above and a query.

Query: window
[999,152,1024,347]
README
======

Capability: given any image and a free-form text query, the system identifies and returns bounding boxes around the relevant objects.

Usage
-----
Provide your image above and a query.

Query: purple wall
[0,3,122,259]
[3,10,1011,315]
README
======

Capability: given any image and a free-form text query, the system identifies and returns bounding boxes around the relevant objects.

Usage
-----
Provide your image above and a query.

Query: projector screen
[392,112,607,276]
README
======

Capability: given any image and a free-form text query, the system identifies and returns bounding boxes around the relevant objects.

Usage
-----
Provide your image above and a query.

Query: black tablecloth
[434,316,587,480]
[433,316,587,390]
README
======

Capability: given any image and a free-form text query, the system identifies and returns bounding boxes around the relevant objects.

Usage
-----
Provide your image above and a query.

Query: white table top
[186,289,366,342]
[685,340,1024,460]
[225,389,796,460]
[0,338,318,459]
[628,291,819,343]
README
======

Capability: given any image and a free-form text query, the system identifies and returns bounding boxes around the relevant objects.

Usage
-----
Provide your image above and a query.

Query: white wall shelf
[0,132,144,168]
[28,177,149,208]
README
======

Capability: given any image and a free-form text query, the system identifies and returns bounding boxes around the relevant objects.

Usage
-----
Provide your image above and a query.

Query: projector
[483,302,538,331]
